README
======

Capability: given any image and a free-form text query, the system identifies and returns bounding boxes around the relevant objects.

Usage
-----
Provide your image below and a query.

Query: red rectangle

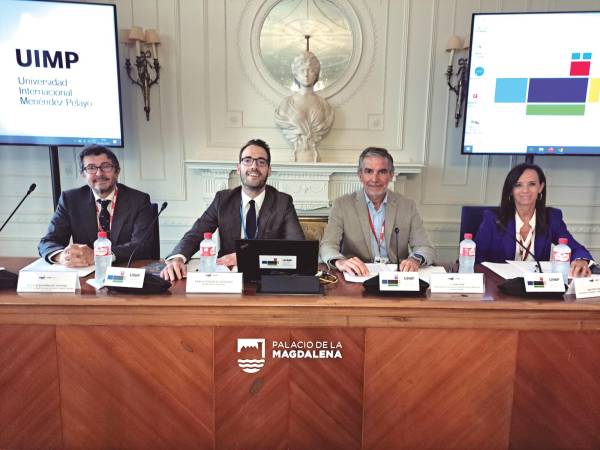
[570,61,591,76]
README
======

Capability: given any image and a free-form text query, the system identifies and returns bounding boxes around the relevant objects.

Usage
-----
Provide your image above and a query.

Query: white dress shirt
[515,210,536,261]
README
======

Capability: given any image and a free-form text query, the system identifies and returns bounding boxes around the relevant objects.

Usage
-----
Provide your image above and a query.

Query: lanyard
[518,229,534,261]
[240,202,258,239]
[367,209,385,255]
[95,187,118,232]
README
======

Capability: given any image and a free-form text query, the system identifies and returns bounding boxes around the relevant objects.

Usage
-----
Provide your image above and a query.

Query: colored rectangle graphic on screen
[570,61,591,76]
[495,78,528,102]
[527,78,588,103]
[588,79,600,102]
[526,104,585,115]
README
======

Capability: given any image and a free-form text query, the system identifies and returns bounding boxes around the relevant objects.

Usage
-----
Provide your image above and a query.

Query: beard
[92,177,117,196]
[241,170,267,192]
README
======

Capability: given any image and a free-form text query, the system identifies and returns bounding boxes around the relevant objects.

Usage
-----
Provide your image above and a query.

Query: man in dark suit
[39,145,155,266]
[161,139,305,281]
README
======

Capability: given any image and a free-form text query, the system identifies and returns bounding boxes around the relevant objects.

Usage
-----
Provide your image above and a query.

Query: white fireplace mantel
[187,161,424,212]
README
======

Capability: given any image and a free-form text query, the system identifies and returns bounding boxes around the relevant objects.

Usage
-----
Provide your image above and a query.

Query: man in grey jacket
[161,139,305,281]
[319,147,435,275]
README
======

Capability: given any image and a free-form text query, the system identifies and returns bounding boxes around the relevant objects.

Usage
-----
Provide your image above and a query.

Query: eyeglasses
[83,163,116,174]
[240,157,269,168]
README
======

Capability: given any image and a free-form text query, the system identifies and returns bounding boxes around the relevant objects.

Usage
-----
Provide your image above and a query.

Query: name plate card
[429,273,485,293]
[524,273,566,293]
[17,271,78,293]
[378,271,420,291]
[574,276,600,299]
[103,267,146,288]
[186,272,243,293]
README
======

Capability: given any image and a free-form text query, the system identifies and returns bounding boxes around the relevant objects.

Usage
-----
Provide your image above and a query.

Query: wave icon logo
[237,338,266,374]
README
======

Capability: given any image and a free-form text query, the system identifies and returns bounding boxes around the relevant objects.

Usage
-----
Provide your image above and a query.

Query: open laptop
[235,239,319,283]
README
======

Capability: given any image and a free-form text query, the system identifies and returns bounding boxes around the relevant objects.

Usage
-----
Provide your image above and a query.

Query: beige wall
[1,0,600,262]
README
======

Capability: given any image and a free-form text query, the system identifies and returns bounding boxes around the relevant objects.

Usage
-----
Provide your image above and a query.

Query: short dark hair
[79,144,120,173]
[498,163,548,234]
[239,139,271,165]
[358,147,394,173]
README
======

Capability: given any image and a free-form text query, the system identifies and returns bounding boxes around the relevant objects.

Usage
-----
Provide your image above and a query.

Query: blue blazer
[474,208,592,263]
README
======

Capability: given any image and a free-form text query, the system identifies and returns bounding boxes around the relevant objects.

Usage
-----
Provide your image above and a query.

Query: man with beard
[39,144,155,266]
[161,139,305,281]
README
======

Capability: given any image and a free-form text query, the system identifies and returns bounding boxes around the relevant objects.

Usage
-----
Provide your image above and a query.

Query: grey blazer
[319,189,436,266]
[167,185,305,260]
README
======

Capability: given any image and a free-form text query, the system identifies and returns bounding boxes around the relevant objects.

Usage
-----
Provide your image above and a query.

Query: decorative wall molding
[187,160,423,211]
[246,0,365,102]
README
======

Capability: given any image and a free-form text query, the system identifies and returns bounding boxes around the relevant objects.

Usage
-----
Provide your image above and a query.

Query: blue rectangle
[527,78,588,103]
[583,52,592,60]
[572,52,581,60]
[495,78,528,102]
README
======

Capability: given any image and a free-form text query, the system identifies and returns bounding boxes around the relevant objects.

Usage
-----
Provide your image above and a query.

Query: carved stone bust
[275,51,334,162]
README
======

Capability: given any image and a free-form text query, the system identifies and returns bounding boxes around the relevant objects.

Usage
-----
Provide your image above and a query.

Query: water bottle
[199,232,217,273]
[459,233,476,273]
[551,238,571,284]
[94,231,112,283]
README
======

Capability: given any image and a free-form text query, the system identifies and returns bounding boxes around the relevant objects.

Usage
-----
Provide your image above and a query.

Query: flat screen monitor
[462,11,600,156]
[0,0,123,147]
[235,239,319,283]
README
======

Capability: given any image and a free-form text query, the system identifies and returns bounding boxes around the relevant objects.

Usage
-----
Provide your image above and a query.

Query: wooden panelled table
[2,258,600,450]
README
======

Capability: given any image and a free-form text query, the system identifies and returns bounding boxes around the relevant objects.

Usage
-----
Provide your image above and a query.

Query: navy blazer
[38,183,155,263]
[168,185,305,260]
[474,208,592,263]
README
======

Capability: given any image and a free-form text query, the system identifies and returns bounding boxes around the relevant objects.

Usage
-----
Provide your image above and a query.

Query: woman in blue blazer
[475,163,592,277]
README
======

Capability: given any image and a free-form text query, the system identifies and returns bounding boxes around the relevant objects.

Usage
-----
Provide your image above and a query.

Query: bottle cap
[558,237,568,245]
[464,233,473,240]
[97,231,108,238]
[203,232,212,239]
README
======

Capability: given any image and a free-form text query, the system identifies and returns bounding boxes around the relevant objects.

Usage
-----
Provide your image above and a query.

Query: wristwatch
[409,254,425,266]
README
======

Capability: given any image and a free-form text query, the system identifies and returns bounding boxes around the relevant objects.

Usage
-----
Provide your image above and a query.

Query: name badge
[378,271,420,291]
[574,276,600,299]
[259,255,297,270]
[429,273,485,293]
[186,272,243,293]
[104,267,146,288]
[17,271,78,293]
[524,272,565,293]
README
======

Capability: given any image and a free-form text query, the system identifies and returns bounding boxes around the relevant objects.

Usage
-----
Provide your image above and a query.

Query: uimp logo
[237,338,265,374]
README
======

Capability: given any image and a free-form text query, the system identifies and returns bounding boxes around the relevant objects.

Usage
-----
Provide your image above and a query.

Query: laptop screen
[235,239,319,283]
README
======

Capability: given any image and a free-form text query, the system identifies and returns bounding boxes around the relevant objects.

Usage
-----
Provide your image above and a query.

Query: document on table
[505,260,553,274]
[20,258,94,278]
[482,260,553,279]
[343,263,446,283]
[186,258,233,276]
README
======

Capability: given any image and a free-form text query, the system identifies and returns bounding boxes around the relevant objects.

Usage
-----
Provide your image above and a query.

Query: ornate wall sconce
[123,27,161,121]
[445,35,469,127]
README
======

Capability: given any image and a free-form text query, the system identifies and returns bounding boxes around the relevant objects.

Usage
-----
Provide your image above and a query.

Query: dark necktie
[246,200,257,239]
[98,199,111,236]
